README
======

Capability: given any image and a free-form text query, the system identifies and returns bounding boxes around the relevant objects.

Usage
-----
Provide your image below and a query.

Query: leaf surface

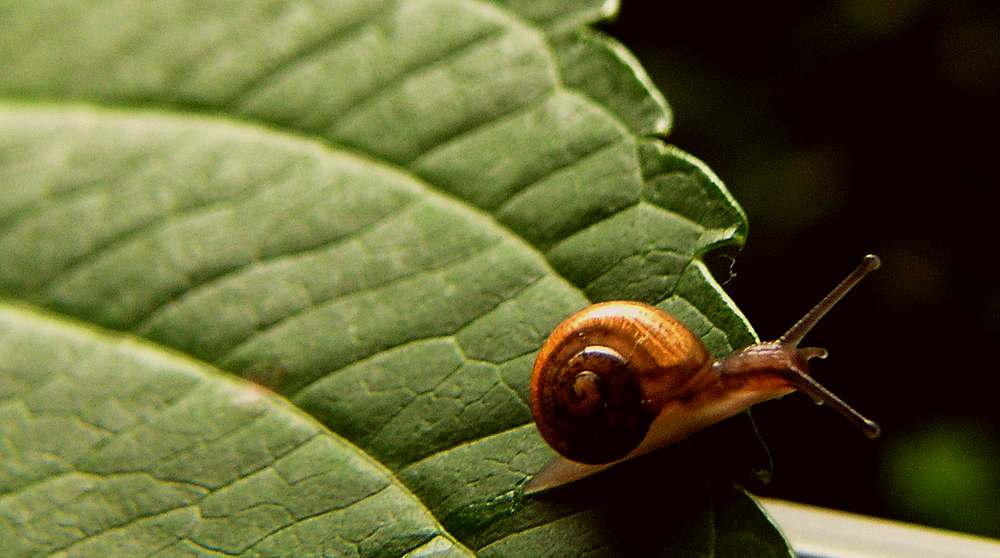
[0,304,473,557]
[0,1,791,556]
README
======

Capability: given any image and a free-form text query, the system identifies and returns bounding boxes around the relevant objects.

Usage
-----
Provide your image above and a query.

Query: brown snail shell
[530,302,712,464]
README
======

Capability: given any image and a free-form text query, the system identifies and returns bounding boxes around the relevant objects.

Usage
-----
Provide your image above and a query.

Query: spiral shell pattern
[530,301,710,464]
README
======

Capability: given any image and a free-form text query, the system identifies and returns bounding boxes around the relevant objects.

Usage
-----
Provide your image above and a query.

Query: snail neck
[712,341,823,383]
[629,342,835,461]
[711,340,880,438]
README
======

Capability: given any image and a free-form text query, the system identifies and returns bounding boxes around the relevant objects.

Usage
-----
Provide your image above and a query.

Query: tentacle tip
[800,347,829,360]
[863,420,882,439]
[862,254,881,271]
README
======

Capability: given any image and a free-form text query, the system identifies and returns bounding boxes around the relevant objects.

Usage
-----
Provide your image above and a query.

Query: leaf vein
[35,158,300,298]
[133,197,421,331]
[287,272,544,401]
[224,0,398,107]
[489,136,626,212]
[325,27,509,130]
[0,149,158,235]
[218,236,509,369]
[402,90,555,166]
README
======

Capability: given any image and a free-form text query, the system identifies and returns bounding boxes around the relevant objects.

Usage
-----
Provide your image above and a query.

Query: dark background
[605,0,1000,538]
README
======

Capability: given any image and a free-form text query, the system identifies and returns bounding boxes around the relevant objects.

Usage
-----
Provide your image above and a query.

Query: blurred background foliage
[605,0,1000,539]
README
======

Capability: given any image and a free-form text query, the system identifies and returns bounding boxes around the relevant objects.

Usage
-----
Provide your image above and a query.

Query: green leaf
[0,304,472,557]
[0,1,791,556]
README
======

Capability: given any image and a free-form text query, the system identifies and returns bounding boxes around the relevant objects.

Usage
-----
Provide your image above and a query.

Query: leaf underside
[0,0,791,556]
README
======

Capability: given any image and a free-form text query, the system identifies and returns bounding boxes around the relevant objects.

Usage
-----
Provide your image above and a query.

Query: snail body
[526,255,882,493]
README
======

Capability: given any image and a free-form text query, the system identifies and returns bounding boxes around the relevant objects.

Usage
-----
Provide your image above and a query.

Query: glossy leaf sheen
[0,0,791,556]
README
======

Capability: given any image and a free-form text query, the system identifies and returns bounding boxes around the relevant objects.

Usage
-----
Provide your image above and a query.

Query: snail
[525,254,881,494]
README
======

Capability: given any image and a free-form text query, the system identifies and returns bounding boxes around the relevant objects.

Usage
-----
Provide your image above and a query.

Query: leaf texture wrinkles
[0,0,792,556]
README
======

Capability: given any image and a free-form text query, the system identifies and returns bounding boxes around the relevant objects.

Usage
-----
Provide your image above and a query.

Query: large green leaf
[0,1,792,556]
